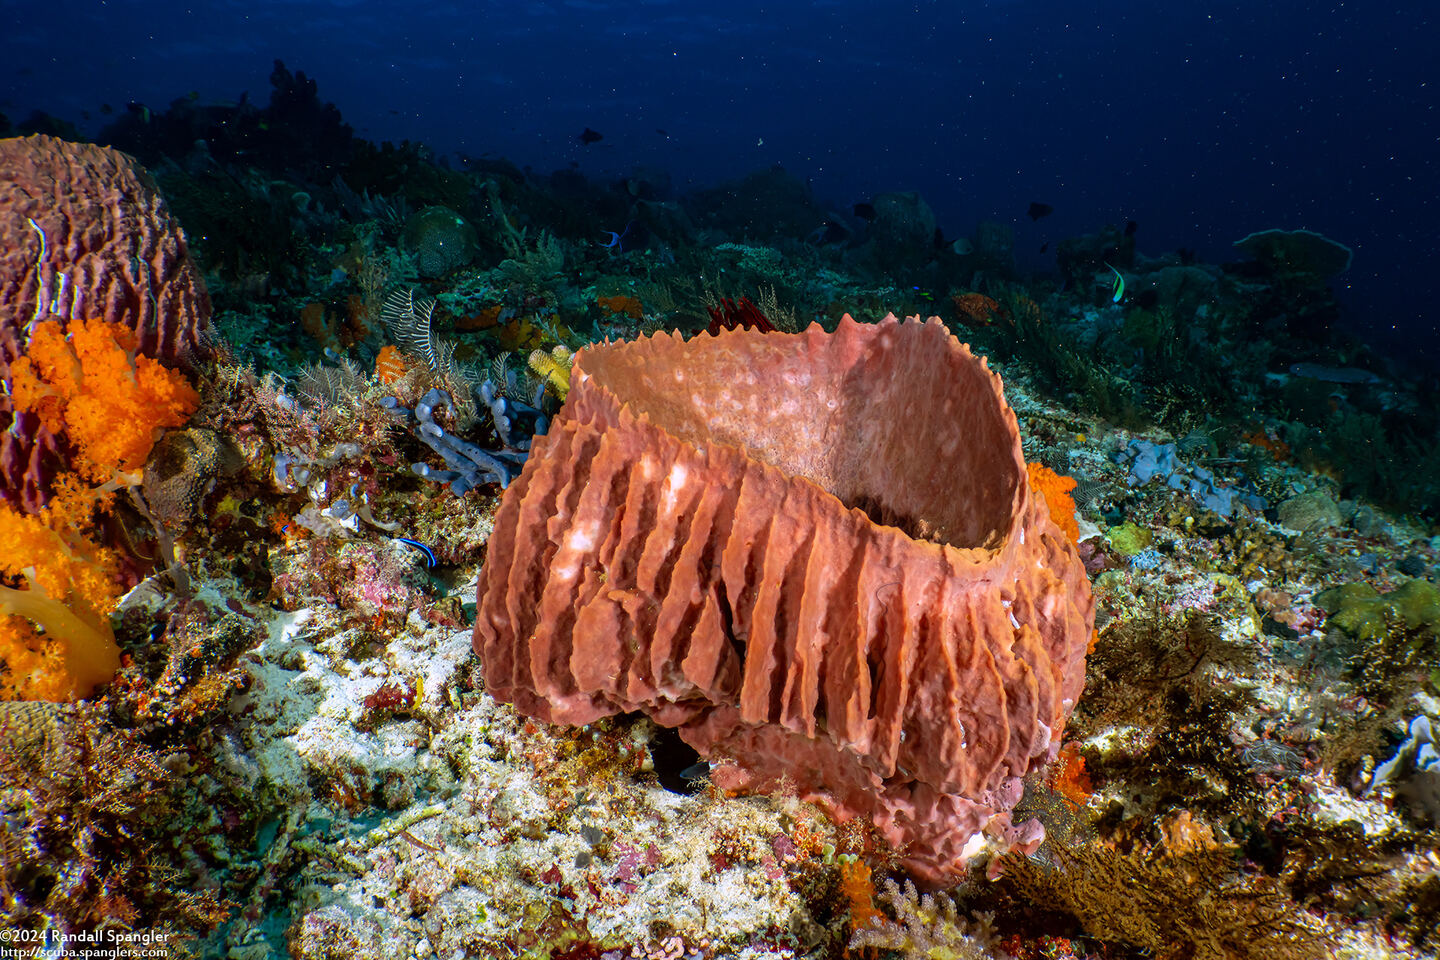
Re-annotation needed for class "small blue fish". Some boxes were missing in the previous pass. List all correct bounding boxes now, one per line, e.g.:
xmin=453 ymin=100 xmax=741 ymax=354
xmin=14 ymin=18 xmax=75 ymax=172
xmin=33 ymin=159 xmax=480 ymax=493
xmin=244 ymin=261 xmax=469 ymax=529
xmin=395 ymin=537 xmax=437 ymax=568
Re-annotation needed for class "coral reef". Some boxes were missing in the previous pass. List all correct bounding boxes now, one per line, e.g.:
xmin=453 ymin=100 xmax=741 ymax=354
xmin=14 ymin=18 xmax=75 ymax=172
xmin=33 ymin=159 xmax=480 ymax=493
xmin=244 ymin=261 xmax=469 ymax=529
xmin=991 ymin=842 xmax=1336 ymax=960
xmin=141 ymin=426 xmax=245 ymax=529
xmin=0 ymin=484 xmax=122 ymax=700
xmin=1316 ymin=579 xmax=1440 ymax=642
xmin=856 ymin=191 xmax=940 ymax=278
xmin=0 ymin=703 xmax=231 ymax=939
xmin=0 ymin=316 xmax=200 ymax=700
xmin=1026 ymin=461 xmax=1080 ymax=546
xmin=848 ymin=877 xmax=1002 ymax=958
xmin=385 ymin=387 xmax=538 ymax=493
xmin=1118 ymin=438 xmax=1266 ymax=518
xmin=11 ymin=317 xmax=201 ymax=485
xmin=475 ymin=315 xmax=1094 ymax=885
xmin=4 ymin=82 xmax=1440 ymax=959
xmin=704 ymin=295 xmax=776 ymax=335
xmin=528 ymin=343 xmax=574 ymax=400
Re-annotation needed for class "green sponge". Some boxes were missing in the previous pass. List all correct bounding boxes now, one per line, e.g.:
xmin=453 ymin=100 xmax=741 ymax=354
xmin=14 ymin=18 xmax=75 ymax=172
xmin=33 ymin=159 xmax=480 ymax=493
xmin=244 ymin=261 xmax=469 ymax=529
xmin=1106 ymin=521 xmax=1153 ymax=558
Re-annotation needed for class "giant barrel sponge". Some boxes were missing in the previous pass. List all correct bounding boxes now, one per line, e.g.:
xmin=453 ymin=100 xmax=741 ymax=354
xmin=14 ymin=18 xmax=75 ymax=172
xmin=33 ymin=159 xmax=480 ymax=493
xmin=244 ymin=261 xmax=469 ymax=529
xmin=474 ymin=314 xmax=1094 ymax=885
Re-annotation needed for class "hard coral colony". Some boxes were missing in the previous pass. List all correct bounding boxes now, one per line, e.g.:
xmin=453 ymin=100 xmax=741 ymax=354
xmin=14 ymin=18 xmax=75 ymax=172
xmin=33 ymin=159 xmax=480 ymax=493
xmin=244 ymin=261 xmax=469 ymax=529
xmin=475 ymin=314 xmax=1094 ymax=885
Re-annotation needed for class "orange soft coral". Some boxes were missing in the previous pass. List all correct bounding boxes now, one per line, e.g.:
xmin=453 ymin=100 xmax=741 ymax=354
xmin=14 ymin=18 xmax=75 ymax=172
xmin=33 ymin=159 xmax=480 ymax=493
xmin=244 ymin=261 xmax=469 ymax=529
xmin=1028 ymin=461 xmax=1080 ymax=546
xmin=1050 ymin=741 xmax=1094 ymax=808
xmin=0 ymin=479 xmax=124 ymax=700
xmin=373 ymin=344 xmax=412 ymax=385
xmin=10 ymin=317 xmax=200 ymax=484
xmin=950 ymin=292 xmax=1000 ymax=326
xmin=2 ymin=317 xmax=196 ymax=700
xmin=838 ymin=859 xmax=882 ymax=936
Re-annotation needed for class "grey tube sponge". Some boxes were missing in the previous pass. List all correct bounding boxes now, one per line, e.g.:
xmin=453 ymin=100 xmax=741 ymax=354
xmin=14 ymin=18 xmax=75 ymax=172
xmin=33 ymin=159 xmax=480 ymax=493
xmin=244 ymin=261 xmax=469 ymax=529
xmin=385 ymin=387 xmax=543 ymax=495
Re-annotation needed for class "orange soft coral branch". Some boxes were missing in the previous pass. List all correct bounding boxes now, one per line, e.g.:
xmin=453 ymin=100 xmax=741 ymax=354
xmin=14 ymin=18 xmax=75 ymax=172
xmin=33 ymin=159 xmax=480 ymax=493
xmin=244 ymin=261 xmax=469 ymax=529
xmin=0 ymin=583 xmax=119 ymax=701
xmin=0 ymin=485 xmax=121 ymax=613
xmin=1027 ymin=461 xmax=1080 ymax=546
xmin=1050 ymin=741 xmax=1094 ymax=808
xmin=837 ymin=859 xmax=882 ymax=936
xmin=0 ymin=493 xmax=123 ymax=701
xmin=0 ymin=316 xmax=196 ymax=700
xmin=10 ymin=317 xmax=200 ymax=483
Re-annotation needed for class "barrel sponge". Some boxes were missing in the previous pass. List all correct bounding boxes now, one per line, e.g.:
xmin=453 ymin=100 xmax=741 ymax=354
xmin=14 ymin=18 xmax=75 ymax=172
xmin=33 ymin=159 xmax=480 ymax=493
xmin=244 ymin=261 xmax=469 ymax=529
xmin=473 ymin=314 xmax=1094 ymax=885
xmin=0 ymin=134 xmax=213 ymax=513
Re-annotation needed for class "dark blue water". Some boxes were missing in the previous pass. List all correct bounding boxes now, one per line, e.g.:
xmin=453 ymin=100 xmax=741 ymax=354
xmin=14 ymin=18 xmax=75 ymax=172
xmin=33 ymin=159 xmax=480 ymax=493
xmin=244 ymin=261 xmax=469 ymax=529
xmin=6 ymin=0 xmax=1437 ymax=369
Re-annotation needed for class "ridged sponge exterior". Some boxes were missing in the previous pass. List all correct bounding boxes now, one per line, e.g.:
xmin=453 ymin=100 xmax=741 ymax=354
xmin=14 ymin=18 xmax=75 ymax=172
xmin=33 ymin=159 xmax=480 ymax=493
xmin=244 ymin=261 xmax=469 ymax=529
xmin=475 ymin=314 xmax=1094 ymax=884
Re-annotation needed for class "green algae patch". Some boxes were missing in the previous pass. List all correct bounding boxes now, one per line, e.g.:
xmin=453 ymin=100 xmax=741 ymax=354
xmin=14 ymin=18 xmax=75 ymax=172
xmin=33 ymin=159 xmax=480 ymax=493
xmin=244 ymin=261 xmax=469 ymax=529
xmin=1317 ymin=579 xmax=1440 ymax=641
